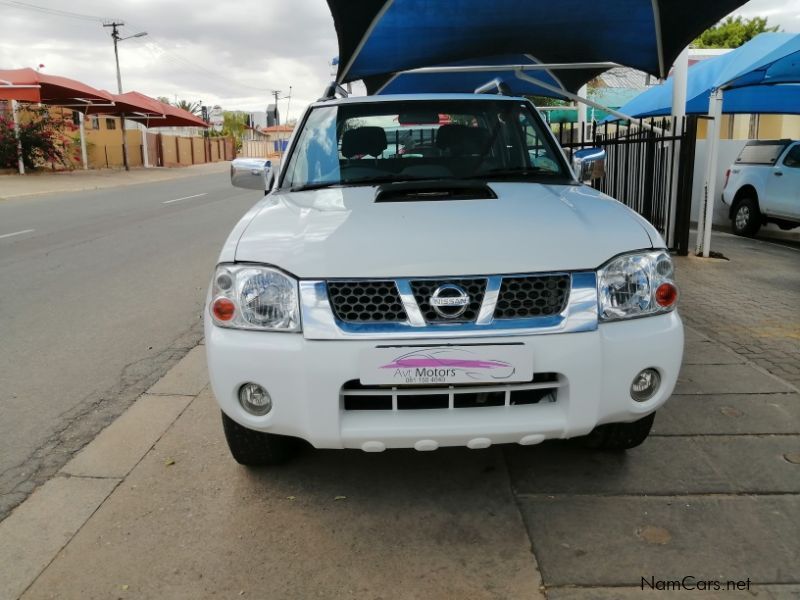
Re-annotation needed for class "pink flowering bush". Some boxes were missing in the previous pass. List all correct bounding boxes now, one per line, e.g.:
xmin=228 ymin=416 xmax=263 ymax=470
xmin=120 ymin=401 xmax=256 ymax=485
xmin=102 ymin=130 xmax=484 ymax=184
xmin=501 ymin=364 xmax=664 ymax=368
xmin=0 ymin=106 xmax=75 ymax=170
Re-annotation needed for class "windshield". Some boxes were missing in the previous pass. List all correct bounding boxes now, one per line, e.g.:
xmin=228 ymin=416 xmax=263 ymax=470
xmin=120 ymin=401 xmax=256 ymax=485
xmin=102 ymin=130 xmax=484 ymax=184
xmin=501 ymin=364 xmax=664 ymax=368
xmin=282 ymin=99 xmax=569 ymax=190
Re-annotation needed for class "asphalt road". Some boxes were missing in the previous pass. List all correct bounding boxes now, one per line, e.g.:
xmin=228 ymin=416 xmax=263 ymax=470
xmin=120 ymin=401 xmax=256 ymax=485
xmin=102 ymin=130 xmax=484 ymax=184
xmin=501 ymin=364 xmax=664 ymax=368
xmin=0 ymin=170 xmax=263 ymax=518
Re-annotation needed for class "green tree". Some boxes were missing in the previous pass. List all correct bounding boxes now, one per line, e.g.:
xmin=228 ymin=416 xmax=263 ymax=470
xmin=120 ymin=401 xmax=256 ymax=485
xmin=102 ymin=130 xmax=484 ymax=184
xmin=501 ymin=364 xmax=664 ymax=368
xmin=526 ymin=95 xmax=568 ymax=108
xmin=222 ymin=111 xmax=248 ymax=150
xmin=156 ymin=96 xmax=171 ymax=105
xmin=175 ymin=99 xmax=202 ymax=116
xmin=694 ymin=16 xmax=779 ymax=49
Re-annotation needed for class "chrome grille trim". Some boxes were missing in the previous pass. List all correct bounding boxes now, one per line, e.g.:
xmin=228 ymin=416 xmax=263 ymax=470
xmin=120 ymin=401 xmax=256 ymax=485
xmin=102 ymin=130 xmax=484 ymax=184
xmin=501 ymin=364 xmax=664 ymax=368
xmin=300 ymin=272 xmax=599 ymax=340
xmin=395 ymin=279 xmax=427 ymax=327
xmin=476 ymin=276 xmax=503 ymax=325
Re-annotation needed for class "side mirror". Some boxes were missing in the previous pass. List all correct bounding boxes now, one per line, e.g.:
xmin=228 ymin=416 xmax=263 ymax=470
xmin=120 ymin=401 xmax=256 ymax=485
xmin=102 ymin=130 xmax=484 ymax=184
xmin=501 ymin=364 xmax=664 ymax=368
xmin=231 ymin=158 xmax=273 ymax=191
xmin=572 ymin=147 xmax=606 ymax=183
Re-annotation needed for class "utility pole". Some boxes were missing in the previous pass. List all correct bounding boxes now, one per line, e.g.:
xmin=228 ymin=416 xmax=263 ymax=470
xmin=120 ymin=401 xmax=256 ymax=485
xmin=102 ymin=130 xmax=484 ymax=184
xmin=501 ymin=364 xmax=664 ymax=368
xmin=271 ymin=90 xmax=281 ymax=126
xmin=285 ymin=86 xmax=293 ymax=128
xmin=103 ymin=21 xmax=147 ymax=171
xmin=272 ymin=89 xmax=291 ymax=159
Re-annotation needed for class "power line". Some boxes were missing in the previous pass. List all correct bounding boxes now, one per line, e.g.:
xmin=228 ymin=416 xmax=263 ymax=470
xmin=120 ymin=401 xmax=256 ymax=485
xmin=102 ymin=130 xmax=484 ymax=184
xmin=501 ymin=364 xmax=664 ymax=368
xmin=2 ymin=1 xmax=277 ymax=95
xmin=127 ymin=33 xmax=274 ymax=93
xmin=0 ymin=0 xmax=114 ymax=22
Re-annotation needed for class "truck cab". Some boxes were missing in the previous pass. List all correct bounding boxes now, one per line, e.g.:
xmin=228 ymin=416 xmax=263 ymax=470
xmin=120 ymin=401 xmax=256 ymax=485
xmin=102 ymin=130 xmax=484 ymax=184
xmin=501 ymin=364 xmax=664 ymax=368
xmin=206 ymin=92 xmax=683 ymax=466
xmin=722 ymin=140 xmax=800 ymax=236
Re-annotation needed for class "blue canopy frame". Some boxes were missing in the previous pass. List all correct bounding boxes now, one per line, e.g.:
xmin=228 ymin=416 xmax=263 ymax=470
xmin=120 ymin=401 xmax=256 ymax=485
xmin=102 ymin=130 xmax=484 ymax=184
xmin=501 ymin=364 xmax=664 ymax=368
xmin=617 ymin=33 xmax=800 ymax=117
xmin=375 ymin=54 xmax=613 ymax=98
xmin=326 ymin=0 xmax=749 ymax=93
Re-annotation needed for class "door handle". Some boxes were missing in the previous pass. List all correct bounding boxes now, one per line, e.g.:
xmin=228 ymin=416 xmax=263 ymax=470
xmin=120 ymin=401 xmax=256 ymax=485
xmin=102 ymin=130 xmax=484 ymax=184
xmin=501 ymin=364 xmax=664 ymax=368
xmin=774 ymin=171 xmax=783 ymax=177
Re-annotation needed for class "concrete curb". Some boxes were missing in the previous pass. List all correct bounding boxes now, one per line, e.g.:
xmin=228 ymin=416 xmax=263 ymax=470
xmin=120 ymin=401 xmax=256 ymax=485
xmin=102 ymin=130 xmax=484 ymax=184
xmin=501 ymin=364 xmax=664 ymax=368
xmin=0 ymin=345 xmax=209 ymax=600
xmin=0 ymin=162 xmax=230 ymax=202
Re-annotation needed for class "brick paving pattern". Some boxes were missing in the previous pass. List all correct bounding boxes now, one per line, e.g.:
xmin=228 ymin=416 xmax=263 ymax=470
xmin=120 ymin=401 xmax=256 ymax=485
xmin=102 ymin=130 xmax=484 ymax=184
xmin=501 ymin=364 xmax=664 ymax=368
xmin=675 ymin=233 xmax=800 ymax=387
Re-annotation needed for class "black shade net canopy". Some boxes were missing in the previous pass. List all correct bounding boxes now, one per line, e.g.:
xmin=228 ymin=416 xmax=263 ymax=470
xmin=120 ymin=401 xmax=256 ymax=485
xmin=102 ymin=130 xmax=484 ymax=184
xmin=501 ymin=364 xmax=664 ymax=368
xmin=326 ymin=0 xmax=750 ymax=96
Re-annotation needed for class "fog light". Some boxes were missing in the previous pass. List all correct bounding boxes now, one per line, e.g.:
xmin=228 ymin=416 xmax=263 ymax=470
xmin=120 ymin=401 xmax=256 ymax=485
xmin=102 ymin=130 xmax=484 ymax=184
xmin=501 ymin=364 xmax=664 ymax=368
xmin=238 ymin=383 xmax=272 ymax=415
xmin=630 ymin=369 xmax=660 ymax=402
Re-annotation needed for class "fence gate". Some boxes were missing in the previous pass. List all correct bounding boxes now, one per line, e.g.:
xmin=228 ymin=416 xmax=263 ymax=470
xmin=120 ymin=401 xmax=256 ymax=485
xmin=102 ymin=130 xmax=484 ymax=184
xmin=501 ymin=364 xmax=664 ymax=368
xmin=556 ymin=116 xmax=697 ymax=255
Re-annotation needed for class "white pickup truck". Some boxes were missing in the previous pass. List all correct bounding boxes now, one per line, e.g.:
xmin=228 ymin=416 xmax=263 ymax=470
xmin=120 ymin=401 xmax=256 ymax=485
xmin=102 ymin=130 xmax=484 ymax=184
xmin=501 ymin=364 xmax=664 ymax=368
xmin=722 ymin=140 xmax=800 ymax=237
xmin=207 ymin=91 xmax=683 ymax=466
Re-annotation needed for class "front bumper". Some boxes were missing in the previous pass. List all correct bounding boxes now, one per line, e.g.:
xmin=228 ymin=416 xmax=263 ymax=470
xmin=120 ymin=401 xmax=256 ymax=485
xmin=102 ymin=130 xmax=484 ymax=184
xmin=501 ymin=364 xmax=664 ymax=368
xmin=205 ymin=311 xmax=684 ymax=450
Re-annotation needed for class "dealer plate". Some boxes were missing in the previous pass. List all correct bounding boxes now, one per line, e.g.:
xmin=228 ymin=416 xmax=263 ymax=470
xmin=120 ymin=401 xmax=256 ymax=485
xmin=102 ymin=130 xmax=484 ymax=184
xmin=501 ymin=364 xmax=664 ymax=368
xmin=360 ymin=345 xmax=533 ymax=386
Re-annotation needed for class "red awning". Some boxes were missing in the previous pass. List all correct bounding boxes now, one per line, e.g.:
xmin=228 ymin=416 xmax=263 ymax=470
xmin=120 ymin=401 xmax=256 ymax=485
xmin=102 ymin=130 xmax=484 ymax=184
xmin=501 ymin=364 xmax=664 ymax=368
xmin=88 ymin=91 xmax=208 ymax=128
xmin=86 ymin=90 xmax=165 ymax=119
xmin=0 ymin=68 xmax=113 ymax=106
xmin=146 ymin=99 xmax=208 ymax=128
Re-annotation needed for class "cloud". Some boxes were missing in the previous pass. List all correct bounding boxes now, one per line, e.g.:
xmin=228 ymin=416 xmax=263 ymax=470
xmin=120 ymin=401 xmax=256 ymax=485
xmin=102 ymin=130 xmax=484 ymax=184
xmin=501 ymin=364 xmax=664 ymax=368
xmin=0 ymin=0 xmax=341 ymax=118
xmin=731 ymin=0 xmax=800 ymax=27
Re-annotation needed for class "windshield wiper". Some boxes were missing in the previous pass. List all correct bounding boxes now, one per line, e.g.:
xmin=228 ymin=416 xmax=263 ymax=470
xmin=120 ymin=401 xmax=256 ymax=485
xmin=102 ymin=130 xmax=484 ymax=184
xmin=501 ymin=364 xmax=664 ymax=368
xmin=345 ymin=175 xmax=456 ymax=186
xmin=289 ymin=181 xmax=342 ymax=192
xmin=290 ymin=175 xmax=454 ymax=192
xmin=471 ymin=168 xmax=554 ymax=180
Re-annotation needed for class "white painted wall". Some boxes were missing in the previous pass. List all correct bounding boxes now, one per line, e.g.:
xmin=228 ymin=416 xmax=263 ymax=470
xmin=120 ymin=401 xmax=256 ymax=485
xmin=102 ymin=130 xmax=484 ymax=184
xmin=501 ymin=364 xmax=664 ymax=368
xmin=690 ymin=139 xmax=747 ymax=225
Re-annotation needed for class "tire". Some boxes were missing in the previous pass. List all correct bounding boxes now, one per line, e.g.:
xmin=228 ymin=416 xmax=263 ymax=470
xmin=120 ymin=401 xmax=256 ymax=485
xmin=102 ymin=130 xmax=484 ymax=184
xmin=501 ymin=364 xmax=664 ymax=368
xmin=221 ymin=412 xmax=301 ymax=466
xmin=731 ymin=197 xmax=761 ymax=237
xmin=580 ymin=412 xmax=656 ymax=451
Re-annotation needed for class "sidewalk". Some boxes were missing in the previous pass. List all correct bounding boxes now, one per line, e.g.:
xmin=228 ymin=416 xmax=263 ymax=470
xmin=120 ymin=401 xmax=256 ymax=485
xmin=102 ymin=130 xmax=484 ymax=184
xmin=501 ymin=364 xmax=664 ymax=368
xmin=1 ymin=233 xmax=798 ymax=599
xmin=0 ymin=162 xmax=230 ymax=201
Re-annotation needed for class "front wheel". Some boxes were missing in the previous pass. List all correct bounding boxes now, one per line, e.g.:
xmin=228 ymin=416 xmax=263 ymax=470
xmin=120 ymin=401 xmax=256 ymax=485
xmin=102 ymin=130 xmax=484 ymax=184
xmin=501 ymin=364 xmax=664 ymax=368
xmin=221 ymin=412 xmax=302 ymax=466
xmin=580 ymin=412 xmax=656 ymax=451
xmin=732 ymin=197 xmax=761 ymax=237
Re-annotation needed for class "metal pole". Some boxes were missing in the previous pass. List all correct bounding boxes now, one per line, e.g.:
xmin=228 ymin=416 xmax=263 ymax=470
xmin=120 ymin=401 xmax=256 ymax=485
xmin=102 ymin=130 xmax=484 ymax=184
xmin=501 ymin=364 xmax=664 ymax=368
xmin=514 ymin=70 xmax=664 ymax=133
xmin=667 ymin=46 xmax=689 ymax=246
xmin=697 ymin=88 xmax=724 ymax=258
xmin=105 ymin=22 xmax=130 ymax=170
xmin=79 ymin=111 xmax=88 ymax=170
xmin=577 ymin=84 xmax=587 ymax=138
xmin=140 ymin=123 xmax=149 ymax=167
xmin=11 ymin=99 xmax=25 ymax=174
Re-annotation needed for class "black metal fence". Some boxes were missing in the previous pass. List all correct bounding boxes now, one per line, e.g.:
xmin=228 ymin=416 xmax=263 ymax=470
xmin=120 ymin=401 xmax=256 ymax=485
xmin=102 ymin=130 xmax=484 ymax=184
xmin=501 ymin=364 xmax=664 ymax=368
xmin=555 ymin=116 xmax=697 ymax=255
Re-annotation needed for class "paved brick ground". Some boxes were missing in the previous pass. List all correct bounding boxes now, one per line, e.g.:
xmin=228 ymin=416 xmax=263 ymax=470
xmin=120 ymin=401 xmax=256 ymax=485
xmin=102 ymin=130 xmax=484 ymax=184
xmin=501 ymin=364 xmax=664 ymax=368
xmin=676 ymin=232 xmax=800 ymax=387
xmin=5 ymin=230 xmax=799 ymax=599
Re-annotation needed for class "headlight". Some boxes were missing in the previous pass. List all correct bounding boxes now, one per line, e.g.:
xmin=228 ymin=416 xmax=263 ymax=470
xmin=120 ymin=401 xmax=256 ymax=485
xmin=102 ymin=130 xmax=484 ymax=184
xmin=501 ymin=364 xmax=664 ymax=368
xmin=597 ymin=250 xmax=678 ymax=321
xmin=209 ymin=264 xmax=301 ymax=331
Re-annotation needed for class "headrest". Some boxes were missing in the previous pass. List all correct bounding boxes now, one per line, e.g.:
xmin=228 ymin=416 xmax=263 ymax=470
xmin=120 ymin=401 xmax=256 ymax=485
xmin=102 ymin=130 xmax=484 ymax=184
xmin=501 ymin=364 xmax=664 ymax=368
xmin=435 ymin=124 xmax=491 ymax=155
xmin=341 ymin=127 xmax=388 ymax=158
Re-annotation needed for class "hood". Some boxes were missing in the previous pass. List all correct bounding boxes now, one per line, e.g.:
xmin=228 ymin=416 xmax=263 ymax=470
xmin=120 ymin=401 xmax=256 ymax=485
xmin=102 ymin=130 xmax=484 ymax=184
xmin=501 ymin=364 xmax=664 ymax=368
xmin=234 ymin=182 xmax=654 ymax=278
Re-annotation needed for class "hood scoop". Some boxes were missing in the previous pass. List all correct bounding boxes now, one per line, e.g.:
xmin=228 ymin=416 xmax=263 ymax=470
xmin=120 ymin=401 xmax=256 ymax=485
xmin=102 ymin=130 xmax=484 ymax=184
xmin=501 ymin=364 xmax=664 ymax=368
xmin=374 ymin=180 xmax=497 ymax=203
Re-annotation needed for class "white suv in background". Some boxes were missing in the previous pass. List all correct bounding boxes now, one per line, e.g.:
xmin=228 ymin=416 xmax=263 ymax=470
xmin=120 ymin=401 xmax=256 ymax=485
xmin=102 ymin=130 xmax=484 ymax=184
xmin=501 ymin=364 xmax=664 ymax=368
xmin=722 ymin=140 xmax=800 ymax=237
xmin=206 ymin=92 xmax=683 ymax=466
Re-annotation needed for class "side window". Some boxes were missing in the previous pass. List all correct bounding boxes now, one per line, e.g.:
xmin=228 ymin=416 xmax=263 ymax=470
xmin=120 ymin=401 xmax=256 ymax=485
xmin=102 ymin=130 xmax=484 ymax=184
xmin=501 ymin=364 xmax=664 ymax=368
xmin=783 ymin=145 xmax=800 ymax=168
xmin=518 ymin=111 xmax=559 ymax=173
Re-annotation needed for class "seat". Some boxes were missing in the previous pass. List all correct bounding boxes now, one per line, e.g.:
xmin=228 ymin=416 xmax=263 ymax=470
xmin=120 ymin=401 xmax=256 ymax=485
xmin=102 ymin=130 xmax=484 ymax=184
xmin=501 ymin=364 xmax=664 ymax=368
xmin=341 ymin=127 xmax=388 ymax=158
xmin=435 ymin=124 xmax=491 ymax=157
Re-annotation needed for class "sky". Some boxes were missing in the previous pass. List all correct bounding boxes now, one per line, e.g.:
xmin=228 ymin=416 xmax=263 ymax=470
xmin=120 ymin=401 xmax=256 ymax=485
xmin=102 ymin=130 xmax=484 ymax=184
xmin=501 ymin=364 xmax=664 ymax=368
xmin=1 ymin=0 xmax=798 ymax=121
